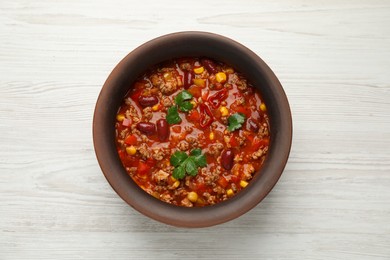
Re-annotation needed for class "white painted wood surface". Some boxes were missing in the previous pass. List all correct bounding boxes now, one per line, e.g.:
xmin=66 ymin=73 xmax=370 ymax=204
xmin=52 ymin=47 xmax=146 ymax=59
xmin=1 ymin=0 xmax=389 ymax=259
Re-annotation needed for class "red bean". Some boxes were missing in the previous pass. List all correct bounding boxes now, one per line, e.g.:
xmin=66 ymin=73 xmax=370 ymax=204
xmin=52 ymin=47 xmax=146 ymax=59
xmin=156 ymin=119 xmax=169 ymax=141
xmin=247 ymin=118 xmax=259 ymax=132
xmin=221 ymin=149 xmax=234 ymax=170
xmin=200 ymin=58 xmax=218 ymax=74
xmin=183 ymin=71 xmax=194 ymax=89
xmin=139 ymin=95 xmax=158 ymax=107
xmin=136 ymin=122 xmax=156 ymax=135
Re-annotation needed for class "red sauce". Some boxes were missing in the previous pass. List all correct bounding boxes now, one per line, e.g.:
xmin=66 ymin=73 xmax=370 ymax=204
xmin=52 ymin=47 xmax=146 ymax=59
xmin=115 ymin=58 xmax=270 ymax=207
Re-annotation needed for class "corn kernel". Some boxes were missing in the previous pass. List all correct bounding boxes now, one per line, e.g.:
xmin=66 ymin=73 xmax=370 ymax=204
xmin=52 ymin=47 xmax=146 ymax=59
xmin=209 ymin=132 xmax=215 ymax=140
xmin=193 ymin=66 xmax=204 ymax=74
xmin=126 ymin=146 xmax=137 ymax=155
xmin=172 ymin=180 xmax=180 ymax=189
xmin=260 ymin=103 xmax=267 ymax=112
xmin=226 ymin=189 xmax=234 ymax=197
xmin=240 ymin=180 xmax=248 ymax=188
xmin=219 ymin=106 xmax=229 ymax=117
xmin=116 ymin=114 xmax=125 ymax=122
xmin=215 ymin=72 xmax=227 ymax=83
xmin=187 ymin=191 xmax=198 ymax=202
xmin=152 ymin=104 xmax=160 ymax=111
xmin=190 ymin=100 xmax=197 ymax=108
xmin=171 ymin=176 xmax=177 ymax=182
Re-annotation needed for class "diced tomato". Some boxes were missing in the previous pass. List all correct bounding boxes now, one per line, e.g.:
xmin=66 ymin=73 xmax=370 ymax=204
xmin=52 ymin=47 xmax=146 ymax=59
xmin=124 ymin=134 xmax=138 ymax=145
xmin=187 ymin=85 xmax=202 ymax=98
xmin=229 ymin=135 xmax=239 ymax=147
xmin=187 ymin=110 xmax=200 ymax=123
xmin=130 ymin=88 xmax=143 ymax=102
xmin=230 ymin=175 xmax=239 ymax=183
xmin=234 ymin=106 xmax=251 ymax=117
xmin=137 ymin=161 xmax=151 ymax=176
xmin=253 ymin=137 xmax=270 ymax=151
xmin=172 ymin=125 xmax=182 ymax=133
xmin=217 ymin=176 xmax=229 ymax=188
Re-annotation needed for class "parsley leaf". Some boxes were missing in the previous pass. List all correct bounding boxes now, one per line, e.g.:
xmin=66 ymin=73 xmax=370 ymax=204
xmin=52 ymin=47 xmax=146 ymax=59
xmin=174 ymin=90 xmax=193 ymax=113
xmin=185 ymin=157 xmax=198 ymax=176
xmin=170 ymin=151 xmax=188 ymax=167
xmin=190 ymin=148 xmax=202 ymax=156
xmin=170 ymin=149 xmax=207 ymax=179
xmin=179 ymin=101 xmax=193 ymax=112
xmin=173 ymin=166 xmax=186 ymax=179
xmin=227 ymin=113 xmax=246 ymax=132
xmin=190 ymin=148 xmax=207 ymax=167
xmin=174 ymin=90 xmax=193 ymax=105
xmin=166 ymin=106 xmax=182 ymax=125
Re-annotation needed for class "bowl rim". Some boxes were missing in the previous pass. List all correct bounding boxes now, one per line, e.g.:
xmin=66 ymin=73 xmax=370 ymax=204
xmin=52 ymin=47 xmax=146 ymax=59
xmin=93 ymin=31 xmax=292 ymax=227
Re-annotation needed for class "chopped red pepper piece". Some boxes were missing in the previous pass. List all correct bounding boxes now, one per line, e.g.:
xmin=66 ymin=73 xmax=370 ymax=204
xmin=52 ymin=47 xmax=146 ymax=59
xmin=208 ymin=89 xmax=228 ymax=109
xmin=199 ymin=103 xmax=213 ymax=127
xmin=137 ymin=161 xmax=151 ymax=176
xmin=124 ymin=134 xmax=138 ymax=145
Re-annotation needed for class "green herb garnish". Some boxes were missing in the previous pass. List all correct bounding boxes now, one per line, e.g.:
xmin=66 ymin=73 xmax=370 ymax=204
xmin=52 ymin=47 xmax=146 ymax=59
xmin=227 ymin=113 xmax=246 ymax=132
xmin=174 ymin=90 xmax=193 ymax=112
xmin=170 ymin=149 xmax=207 ymax=180
xmin=166 ymin=106 xmax=181 ymax=125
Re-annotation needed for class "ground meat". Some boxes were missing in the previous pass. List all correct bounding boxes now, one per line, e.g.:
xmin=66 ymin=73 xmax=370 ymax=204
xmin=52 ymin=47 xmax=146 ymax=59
xmin=160 ymin=78 xmax=178 ymax=94
xmin=138 ymin=143 xmax=151 ymax=160
xmin=185 ymin=136 xmax=199 ymax=148
xmin=151 ymin=74 xmax=163 ymax=87
xmin=258 ymin=123 xmax=269 ymax=138
xmin=208 ymin=142 xmax=224 ymax=156
xmin=203 ymin=192 xmax=216 ymax=205
xmin=120 ymin=128 xmax=129 ymax=139
xmin=161 ymin=96 xmax=173 ymax=107
xmin=126 ymin=167 xmax=137 ymax=177
xmin=181 ymin=197 xmax=193 ymax=207
xmin=178 ymin=140 xmax=190 ymax=151
xmin=160 ymin=193 xmax=173 ymax=203
xmin=251 ymin=146 xmax=268 ymax=160
xmin=179 ymin=62 xmax=191 ymax=71
xmin=237 ymin=135 xmax=246 ymax=146
xmin=153 ymin=170 xmax=170 ymax=185
xmin=242 ymin=164 xmax=255 ymax=181
xmin=213 ymin=185 xmax=225 ymax=195
xmin=204 ymin=166 xmax=222 ymax=185
xmin=184 ymin=126 xmax=193 ymax=134
xmin=236 ymin=96 xmax=245 ymax=105
xmin=152 ymin=148 xmax=165 ymax=161
xmin=234 ymin=153 xmax=243 ymax=163
xmin=142 ymin=107 xmax=153 ymax=121
xmin=236 ymin=80 xmax=248 ymax=91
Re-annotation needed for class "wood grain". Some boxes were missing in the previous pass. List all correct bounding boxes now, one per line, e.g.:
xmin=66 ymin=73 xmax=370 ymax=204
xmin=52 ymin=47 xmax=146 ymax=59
xmin=1 ymin=0 xmax=390 ymax=259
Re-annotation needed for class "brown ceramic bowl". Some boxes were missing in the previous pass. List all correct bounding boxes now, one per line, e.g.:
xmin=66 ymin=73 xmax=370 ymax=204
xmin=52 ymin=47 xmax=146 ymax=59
xmin=93 ymin=31 xmax=292 ymax=227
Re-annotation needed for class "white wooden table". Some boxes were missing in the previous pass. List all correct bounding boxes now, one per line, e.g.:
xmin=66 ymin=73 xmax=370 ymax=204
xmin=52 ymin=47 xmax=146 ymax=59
xmin=1 ymin=0 xmax=389 ymax=259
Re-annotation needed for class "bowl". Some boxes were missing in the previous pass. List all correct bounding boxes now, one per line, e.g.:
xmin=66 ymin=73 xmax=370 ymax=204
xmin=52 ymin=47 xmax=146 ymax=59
xmin=93 ymin=31 xmax=292 ymax=227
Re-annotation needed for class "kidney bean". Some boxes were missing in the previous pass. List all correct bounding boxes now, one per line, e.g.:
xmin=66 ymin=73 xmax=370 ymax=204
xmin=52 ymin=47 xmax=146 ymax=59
xmin=200 ymin=58 xmax=218 ymax=74
xmin=139 ymin=95 xmax=158 ymax=107
xmin=136 ymin=122 xmax=156 ymax=135
xmin=221 ymin=149 xmax=234 ymax=170
xmin=156 ymin=119 xmax=169 ymax=141
xmin=183 ymin=71 xmax=194 ymax=88
xmin=247 ymin=118 xmax=259 ymax=132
